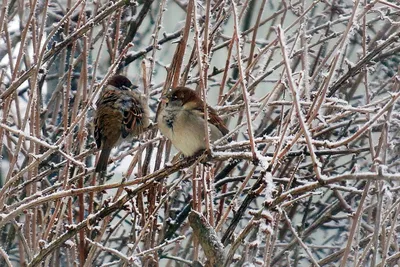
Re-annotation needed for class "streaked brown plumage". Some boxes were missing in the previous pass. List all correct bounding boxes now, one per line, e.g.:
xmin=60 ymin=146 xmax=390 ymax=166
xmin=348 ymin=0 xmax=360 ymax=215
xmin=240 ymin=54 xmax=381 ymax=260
xmin=94 ymin=75 xmax=149 ymax=173
xmin=157 ymin=87 xmax=228 ymax=156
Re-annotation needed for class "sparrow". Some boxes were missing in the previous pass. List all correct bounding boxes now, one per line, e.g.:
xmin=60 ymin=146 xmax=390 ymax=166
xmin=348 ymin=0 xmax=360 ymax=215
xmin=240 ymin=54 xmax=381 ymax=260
xmin=157 ymin=87 xmax=229 ymax=156
xmin=94 ymin=74 xmax=150 ymax=173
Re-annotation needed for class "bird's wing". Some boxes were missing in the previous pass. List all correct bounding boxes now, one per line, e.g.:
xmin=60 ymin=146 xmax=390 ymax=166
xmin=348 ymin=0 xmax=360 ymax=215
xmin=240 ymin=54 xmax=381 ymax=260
xmin=208 ymin=106 xmax=229 ymax=136
xmin=119 ymin=91 xmax=145 ymax=138
xmin=190 ymin=103 xmax=229 ymax=136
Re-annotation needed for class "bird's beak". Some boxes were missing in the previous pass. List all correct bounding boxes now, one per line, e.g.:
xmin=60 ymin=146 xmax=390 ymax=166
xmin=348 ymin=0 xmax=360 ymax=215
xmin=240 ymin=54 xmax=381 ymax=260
xmin=161 ymin=95 xmax=169 ymax=104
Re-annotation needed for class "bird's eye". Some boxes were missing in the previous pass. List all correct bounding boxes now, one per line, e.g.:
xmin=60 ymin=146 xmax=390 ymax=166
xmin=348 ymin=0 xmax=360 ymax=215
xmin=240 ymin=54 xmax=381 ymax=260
xmin=171 ymin=95 xmax=178 ymax=100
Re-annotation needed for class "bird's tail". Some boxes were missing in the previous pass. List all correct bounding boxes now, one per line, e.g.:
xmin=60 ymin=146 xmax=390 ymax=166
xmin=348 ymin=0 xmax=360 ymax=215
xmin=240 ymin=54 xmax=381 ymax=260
xmin=96 ymin=148 xmax=112 ymax=173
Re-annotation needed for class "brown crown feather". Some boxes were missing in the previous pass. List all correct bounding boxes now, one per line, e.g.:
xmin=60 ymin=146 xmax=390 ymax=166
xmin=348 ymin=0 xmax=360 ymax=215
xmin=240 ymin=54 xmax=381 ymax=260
xmin=107 ymin=75 xmax=133 ymax=89
xmin=168 ymin=87 xmax=229 ymax=136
